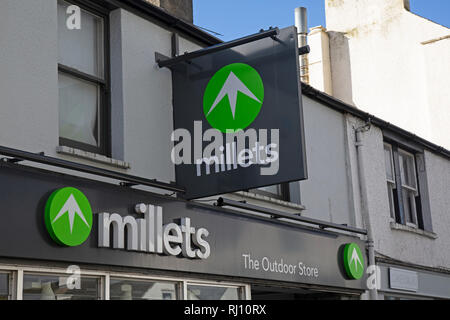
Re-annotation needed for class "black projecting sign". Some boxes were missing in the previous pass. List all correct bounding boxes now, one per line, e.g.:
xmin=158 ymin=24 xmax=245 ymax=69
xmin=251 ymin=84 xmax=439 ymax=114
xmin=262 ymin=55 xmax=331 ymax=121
xmin=170 ymin=27 xmax=307 ymax=199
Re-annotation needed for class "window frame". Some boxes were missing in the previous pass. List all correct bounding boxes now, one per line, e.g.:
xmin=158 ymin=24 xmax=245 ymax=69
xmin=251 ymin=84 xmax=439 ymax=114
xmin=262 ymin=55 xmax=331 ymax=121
xmin=0 ymin=271 xmax=12 ymax=300
xmin=0 ymin=264 xmax=251 ymax=300
xmin=249 ymin=183 xmax=291 ymax=201
xmin=383 ymin=140 xmax=429 ymax=230
xmin=185 ymin=281 xmax=246 ymax=300
xmin=384 ymin=143 xmax=397 ymax=220
xmin=108 ymin=276 xmax=181 ymax=300
xmin=21 ymin=271 xmax=103 ymax=300
xmin=398 ymin=148 xmax=419 ymax=227
xmin=57 ymin=0 xmax=111 ymax=156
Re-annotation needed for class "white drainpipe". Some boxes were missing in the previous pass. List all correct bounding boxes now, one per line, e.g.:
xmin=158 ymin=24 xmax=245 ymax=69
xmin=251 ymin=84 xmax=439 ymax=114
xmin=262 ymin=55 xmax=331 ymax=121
xmin=355 ymin=122 xmax=378 ymax=300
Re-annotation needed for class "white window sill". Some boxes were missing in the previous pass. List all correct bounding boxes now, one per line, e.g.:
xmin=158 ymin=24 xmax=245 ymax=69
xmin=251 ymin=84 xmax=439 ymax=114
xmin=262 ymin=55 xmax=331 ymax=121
xmin=235 ymin=191 xmax=306 ymax=211
xmin=56 ymin=146 xmax=131 ymax=170
xmin=389 ymin=221 xmax=437 ymax=239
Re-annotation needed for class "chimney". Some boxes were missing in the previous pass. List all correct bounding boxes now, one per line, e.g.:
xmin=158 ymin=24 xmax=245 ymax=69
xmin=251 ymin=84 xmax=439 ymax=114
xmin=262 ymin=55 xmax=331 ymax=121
xmin=325 ymin=0 xmax=410 ymax=33
xmin=295 ymin=7 xmax=310 ymax=84
xmin=143 ymin=0 xmax=193 ymax=23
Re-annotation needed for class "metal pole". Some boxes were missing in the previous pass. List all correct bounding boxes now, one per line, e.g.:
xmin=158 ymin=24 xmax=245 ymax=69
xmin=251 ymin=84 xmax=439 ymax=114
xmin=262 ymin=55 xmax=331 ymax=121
xmin=216 ymin=197 xmax=368 ymax=235
xmin=157 ymin=28 xmax=280 ymax=68
xmin=0 ymin=145 xmax=185 ymax=193
xmin=295 ymin=7 xmax=310 ymax=84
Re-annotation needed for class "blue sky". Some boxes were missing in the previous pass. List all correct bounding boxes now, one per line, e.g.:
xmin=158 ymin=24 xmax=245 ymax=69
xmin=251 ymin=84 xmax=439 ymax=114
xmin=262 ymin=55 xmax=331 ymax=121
xmin=193 ymin=0 xmax=450 ymax=41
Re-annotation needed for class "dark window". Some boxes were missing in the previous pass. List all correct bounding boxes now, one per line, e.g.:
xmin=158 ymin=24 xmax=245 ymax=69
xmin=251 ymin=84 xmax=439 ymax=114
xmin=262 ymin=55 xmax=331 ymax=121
xmin=57 ymin=0 xmax=110 ymax=155
xmin=383 ymin=142 xmax=432 ymax=231
xmin=250 ymin=183 xmax=291 ymax=202
xmin=0 ymin=273 xmax=11 ymax=300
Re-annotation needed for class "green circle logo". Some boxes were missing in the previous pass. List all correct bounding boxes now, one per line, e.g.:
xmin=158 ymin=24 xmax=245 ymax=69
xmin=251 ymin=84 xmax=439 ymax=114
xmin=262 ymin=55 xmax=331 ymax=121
xmin=343 ymin=243 xmax=365 ymax=280
xmin=44 ymin=187 xmax=93 ymax=247
xmin=203 ymin=63 xmax=264 ymax=132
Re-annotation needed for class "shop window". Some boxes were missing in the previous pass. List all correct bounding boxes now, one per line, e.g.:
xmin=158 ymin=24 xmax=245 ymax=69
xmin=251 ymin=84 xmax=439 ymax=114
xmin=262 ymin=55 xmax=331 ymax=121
xmin=383 ymin=141 xmax=432 ymax=231
xmin=22 ymin=273 xmax=101 ymax=300
xmin=187 ymin=284 xmax=244 ymax=300
xmin=0 ymin=272 xmax=11 ymax=300
xmin=109 ymin=278 xmax=178 ymax=300
xmin=57 ymin=0 xmax=110 ymax=155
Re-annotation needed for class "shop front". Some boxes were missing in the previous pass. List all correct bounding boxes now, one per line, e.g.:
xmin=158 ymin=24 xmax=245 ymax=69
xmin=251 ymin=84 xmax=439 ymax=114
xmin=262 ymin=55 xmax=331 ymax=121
xmin=0 ymin=159 xmax=367 ymax=300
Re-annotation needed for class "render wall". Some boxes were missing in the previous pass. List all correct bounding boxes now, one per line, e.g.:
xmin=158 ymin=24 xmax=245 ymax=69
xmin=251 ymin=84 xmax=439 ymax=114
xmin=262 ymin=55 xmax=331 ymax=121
xmin=348 ymin=115 xmax=450 ymax=269
xmin=0 ymin=2 xmax=201 ymax=185
xmin=318 ymin=0 xmax=450 ymax=150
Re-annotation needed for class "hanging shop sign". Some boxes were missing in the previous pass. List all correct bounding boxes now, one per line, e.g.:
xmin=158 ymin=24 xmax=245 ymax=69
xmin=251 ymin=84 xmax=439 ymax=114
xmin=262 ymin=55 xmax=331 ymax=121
xmin=169 ymin=27 xmax=308 ymax=199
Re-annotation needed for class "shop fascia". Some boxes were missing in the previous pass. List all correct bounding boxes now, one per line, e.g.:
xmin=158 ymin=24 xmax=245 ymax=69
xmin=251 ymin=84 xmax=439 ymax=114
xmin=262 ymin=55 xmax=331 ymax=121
xmin=98 ymin=203 xmax=211 ymax=260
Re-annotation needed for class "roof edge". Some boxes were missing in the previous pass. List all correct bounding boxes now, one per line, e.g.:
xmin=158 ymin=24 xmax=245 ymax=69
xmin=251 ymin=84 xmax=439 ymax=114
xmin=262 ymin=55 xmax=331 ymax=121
xmin=301 ymin=83 xmax=450 ymax=160
xmin=106 ymin=0 xmax=222 ymax=46
xmin=99 ymin=1 xmax=449 ymax=160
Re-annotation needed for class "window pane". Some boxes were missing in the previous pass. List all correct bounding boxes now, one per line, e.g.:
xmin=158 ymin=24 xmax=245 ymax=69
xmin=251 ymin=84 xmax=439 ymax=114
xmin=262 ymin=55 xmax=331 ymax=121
xmin=387 ymin=183 xmax=395 ymax=219
xmin=258 ymin=185 xmax=281 ymax=196
xmin=58 ymin=0 xmax=104 ymax=78
xmin=59 ymin=73 xmax=100 ymax=146
xmin=384 ymin=145 xmax=394 ymax=181
xmin=23 ymin=273 xmax=100 ymax=300
xmin=187 ymin=285 xmax=242 ymax=300
xmin=403 ymin=189 xmax=416 ymax=224
xmin=399 ymin=152 xmax=417 ymax=189
xmin=0 ymin=273 xmax=9 ymax=300
xmin=110 ymin=278 xmax=178 ymax=300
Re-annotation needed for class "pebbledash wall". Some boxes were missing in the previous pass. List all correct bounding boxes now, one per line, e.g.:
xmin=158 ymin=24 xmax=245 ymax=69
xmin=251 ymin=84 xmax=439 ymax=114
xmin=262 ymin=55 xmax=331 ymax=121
xmin=0 ymin=0 xmax=449 ymax=300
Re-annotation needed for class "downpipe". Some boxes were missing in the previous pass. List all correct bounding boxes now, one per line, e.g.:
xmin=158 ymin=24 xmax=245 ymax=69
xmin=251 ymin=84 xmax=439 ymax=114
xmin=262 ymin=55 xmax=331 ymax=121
xmin=355 ymin=121 xmax=378 ymax=300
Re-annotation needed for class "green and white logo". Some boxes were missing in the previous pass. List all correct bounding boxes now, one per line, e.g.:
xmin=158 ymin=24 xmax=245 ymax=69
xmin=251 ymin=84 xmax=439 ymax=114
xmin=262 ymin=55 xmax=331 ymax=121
xmin=203 ymin=63 xmax=264 ymax=133
xmin=44 ymin=187 xmax=93 ymax=247
xmin=343 ymin=243 xmax=365 ymax=280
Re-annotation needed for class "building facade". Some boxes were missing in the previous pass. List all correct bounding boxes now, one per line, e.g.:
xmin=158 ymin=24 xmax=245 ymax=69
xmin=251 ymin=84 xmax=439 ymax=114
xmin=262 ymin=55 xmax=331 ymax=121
xmin=0 ymin=0 xmax=449 ymax=300
xmin=308 ymin=0 xmax=450 ymax=150
xmin=307 ymin=0 xmax=450 ymax=299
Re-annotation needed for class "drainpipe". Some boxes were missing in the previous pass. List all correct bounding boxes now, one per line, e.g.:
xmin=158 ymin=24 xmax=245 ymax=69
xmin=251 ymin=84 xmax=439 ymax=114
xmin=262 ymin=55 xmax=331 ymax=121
xmin=355 ymin=121 xmax=378 ymax=300
xmin=295 ymin=7 xmax=310 ymax=84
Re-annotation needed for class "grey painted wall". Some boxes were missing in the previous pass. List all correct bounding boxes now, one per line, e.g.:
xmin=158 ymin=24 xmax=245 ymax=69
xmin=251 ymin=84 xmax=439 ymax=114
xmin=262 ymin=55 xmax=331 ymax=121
xmin=0 ymin=0 xmax=59 ymax=154
xmin=300 ymin=97 xmax=355 ymax=226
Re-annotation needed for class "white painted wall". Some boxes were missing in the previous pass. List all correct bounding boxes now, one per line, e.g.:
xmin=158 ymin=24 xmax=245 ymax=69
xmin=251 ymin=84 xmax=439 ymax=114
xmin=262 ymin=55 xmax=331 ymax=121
xmin=309 ymin=0 xmax=450 ymax=150
xmin=299 ymin=97 xmax=356 ymax=226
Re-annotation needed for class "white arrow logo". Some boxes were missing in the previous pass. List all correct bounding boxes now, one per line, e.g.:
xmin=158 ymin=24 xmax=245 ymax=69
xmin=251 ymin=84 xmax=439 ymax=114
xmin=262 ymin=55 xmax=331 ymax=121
xmin=206 ymin=71 xmax=261 ymax=119
xmin=350 ymin=248 xmax=363 ymax=271
xmin=52 ymin=194 xmax=90 ymax=234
